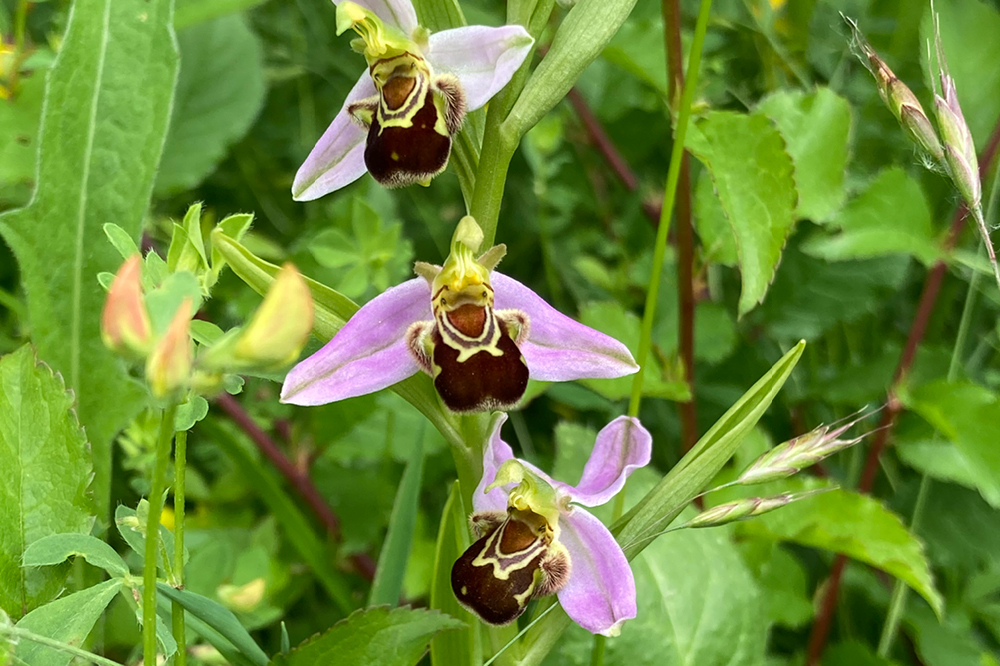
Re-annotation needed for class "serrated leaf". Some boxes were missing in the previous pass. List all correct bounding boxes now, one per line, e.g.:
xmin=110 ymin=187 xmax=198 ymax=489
xmin=741 ymin=479 xmax=943 ymax=616
xmin=271 ymin=606 xmax=464 ymax=666
xmin=801 ymin=168 xmax=940 ymax=265
xmin=429 ymin=483 xmax=478 ymax=666
xmin=903 ymin=380 xmax=1000 ymax=509
xmin=0 ymin=0 xmax=178 ymax=523
xmin=155 ymin=15 xmax=265 ymax=195
xmin=21 ymin=534 xmax=128 ymax=579
xmin=0 ymin=346 xmax=94 ymax=619
xmin=14 ymin=579 xmax=123 ymax=666
xmin=157 ymin=584 xmax=269 ymax=666
xmin=686 ymin=111 xmax=797 ymax=316
xmin=757 ymin=87 xmax=852 ymax=222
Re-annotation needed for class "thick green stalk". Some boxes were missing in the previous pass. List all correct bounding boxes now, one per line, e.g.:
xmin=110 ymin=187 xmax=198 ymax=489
xmin=171 ymin=427 xmax=188 ymax=666
xmin=143 ymin=405 xmax=177 ymax=666
xmin=877 ymin=160 xmax=1000 ymax=656
xmin=626 ymin=0 xmax=713 ymax=420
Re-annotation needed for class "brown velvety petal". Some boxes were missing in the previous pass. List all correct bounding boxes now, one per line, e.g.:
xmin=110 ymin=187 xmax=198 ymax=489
xmin=364 ymin=89 xmax=451 ymax=187
xmin=431 ymin=319 xmax=529 ymax=413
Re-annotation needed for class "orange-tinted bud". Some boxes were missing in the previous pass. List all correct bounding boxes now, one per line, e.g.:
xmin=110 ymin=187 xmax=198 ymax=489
xmin=102 ymin=255 xmax=152 ymax=356
xmin=145 ymin=298 xmax=193 ymax=398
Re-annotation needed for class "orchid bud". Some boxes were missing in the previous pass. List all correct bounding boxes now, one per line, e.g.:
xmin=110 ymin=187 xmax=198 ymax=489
xmin=233 ymin=263 xmax=314 ymax=369
xmin=102 ymin=255 xmax=153 ymax=356
xmin=146 ymin=298 xmax=193 ymax=398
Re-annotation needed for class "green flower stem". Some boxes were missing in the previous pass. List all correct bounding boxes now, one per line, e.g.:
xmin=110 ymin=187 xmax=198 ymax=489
xmin=472 ymin=0 xmax=554 ymax=247
xmin=0 ymin=624 xmax=125 ymax=666
xmin=171 ymin=427 xmax=188 ymax=666
xmin=626 ymin=0 xmax=713 ymax=421
xmin=143 ymin=404 xmax=177 ymax=666
xmin=877 ymin=159 xmax=1000 ymax=656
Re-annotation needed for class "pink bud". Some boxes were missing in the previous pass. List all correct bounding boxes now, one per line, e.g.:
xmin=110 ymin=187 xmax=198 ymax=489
xmin=101 ymin=255 xmax=152 ymax=356
xmin=145 ymin=298 xmax=193 ymax=398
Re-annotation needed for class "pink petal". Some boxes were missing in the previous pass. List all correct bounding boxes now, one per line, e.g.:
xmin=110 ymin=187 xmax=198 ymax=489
xmin=332 ymin=0 xmax=418 ymax=35
xmin=557 ymin=507 xmax=637 ymax=636
xmin=473 ymin=413 xmax=514 ymax=513
xmin=491 ymin=273 xmax=639 ymax=381
xmin=280 ymin=277 xmax=431 ymax=405
xmin=561 ymin=417 xmax=652 ymax=507
xmin=292 ymin=72 xmax=374 ymax=201
xmin=426 ymin=25 xmax=534 ymax=111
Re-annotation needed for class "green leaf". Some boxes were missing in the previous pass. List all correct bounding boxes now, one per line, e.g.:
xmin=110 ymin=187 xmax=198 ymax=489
xmin=369 ymin=430 xmax=425 ymax=607
xmin=616 ymin=341 xmax=806 ymax=553
xmin=155 ymin=15 xmax=265 ymax=195
xmin=411 ymin=0 xmax=466 ymax=32
xmin=0 ymin=69 xmax=45 ymax=189
xmin=823 ymin=641 xmax=903 ymax=666
xmin=907 ymin=604 xmax=986 ymax=666
xmin=902 ymin=380 xmax=1000 ymax=509
xmin=742 ymin=479 xmax=943 ymax=616
xmin=21 ymin=534 xmax=128 ymax=579
xmin=757 ymin=87 xmax=852 ymax=222
xmin=921 ymin=0 xmax=1000 ymax=149
xmin=801 ymin=168 xmax=940 ymax=265
xmin=174 ymin=0 xmax=272 ymax=30
xmin=740 ymin=541 xmax=813 ymax=629
xmin=0 ymin=0 xmax=178 ymax=523
xmin=694 ymin=171 xmax=738 ymax=266
xmin=206 ymin=421 xmax=354 ymax=614
xmin=102 ymin=223 xmax=140 ymax=262
xmin=429 ymin=483 xmax=478 ymax=666
xmin=686 ymin=111 xmax=797 ymax=316
xmin=114 ymin=502 xmax=180 ymax=580
xmin=505 ymin=0 xmax=637 ymax=139
xmin=14 ymin=579 xmax=123 ymax=666
xmin=174 ymin=394 xmax=210 ymax=432
xmin=0 ymin=346 xmax=94 ymax=618
xmin=270 ymin=606 xmax=464 ymax=666
xmin=546 ymin=504 xmax=767 ymax=666
xmin=578 ymin=301 xmax=690 ymax=401
xmin=156 ymin=584 xmax=269 ymax=666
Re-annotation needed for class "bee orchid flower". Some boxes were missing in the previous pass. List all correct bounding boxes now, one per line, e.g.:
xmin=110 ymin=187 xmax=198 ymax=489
xmin=292 ymin=0 xmax=534 ymax=200
xmin=280 ymin=217 xmax=639 ymax=411
xmin=452 ymin=413 xmax=651 ymax=635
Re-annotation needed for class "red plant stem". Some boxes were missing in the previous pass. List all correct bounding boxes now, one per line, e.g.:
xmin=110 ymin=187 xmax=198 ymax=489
xmin=805 ymin=117 xmax=1000 ymax=666
xmin=663 ymin=0 xmax=698 ymax=453
xmin=215 ymin=393 xmax=377 ymax=580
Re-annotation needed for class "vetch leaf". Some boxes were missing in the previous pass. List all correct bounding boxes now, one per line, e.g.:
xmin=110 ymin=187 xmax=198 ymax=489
xmin=21 ymin=534 xmax=128 ymax=579
xmin=686 ymin=111 xmax=797 ymax=316
xmin=115 ymin=502 xmax=181 ymax=580
xmin=369 ymin=429 xmax=425 ymax=607
xmin=429 ymin=482 xmax=478 ymax=666
xmin=269 ymin=606 xmax=464 ymax=666
xmin=155 ymin=15 xmax=265 ymax=195
xmin=0 ymin=346 xmax=93 ymax=619
xmin=741 ymin=479 xmax=943 ymax=616
xmin=14 ymin=579 xmax=123 ymax=666
xmin=157 ymin=584 xmax=269 ymax=666
xmin=801 ymin=168 xmax=940 ymax=265
xmin=0 ymin=0 xmax=179 ymax=523
xmin=757 ymin=87 xmax=852 ymax=222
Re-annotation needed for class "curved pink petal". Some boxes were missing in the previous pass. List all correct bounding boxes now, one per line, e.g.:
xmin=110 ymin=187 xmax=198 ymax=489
xmin=491 ymin=273 xmax=639 ymax=381
xmin=557 ymin=507 xmax=636 ymax=636
xmin=292 ymin=72 xmax=374 ymax=201
xmin=332 ymin=0 xmax=418 ymax=35
xmin=473 ymin=413 xmax=514 ymax=513
xmin=280 ymin=277 xmax=431 ymax=405
xmin=561 ymin=417 xmax=652 ymax=507
xmin=426 ymin=25 xmax=534 ymax=111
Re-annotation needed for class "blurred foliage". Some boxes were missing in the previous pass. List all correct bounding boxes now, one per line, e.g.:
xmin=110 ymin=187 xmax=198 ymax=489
xmin=2 ymin=0 xmax=1000 ymax=665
